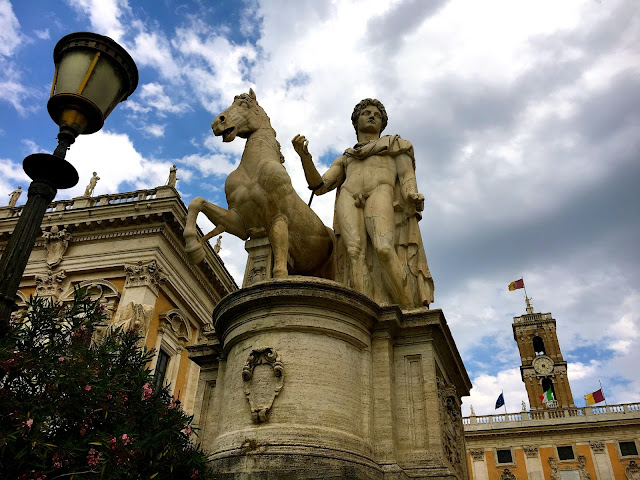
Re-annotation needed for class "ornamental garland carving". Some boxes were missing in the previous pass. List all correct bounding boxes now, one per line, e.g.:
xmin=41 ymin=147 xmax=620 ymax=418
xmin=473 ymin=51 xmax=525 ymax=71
xmin=499 ymin=468 xmax=516 ymax=480
xmin=523 ymin=446 xmax=538 ymax=458
xmin=549 ymin=457 xmax=560 ymax=480
xmin=437 ymin=377 xmax=464 ymax=476
xmin=242 ymin=347 xmax=284 ymax=423
xmin=124 ymin=260 xmax=167 ymax=295
xmin=590 ymin=441 xmax=606 ymax=453
xmin=578 ymin=454 xmax=591 ymax=480
xmin=470 ymin=449 xmax=485 ymax=461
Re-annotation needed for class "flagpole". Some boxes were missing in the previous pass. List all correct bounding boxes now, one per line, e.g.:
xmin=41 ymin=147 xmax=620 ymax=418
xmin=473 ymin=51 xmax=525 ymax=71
xmin=503 ymin=390 xmax=507 ymax=415
xmin=600 ymin=380 xmax=608 ymax=406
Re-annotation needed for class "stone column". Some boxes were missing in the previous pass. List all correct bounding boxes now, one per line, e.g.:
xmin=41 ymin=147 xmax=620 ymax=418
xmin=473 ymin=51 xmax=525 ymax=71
xmin=589 ymin=441 xmax=614 ymax=480
xmin=469 ymin=450 xmax=489 ymax=480
xmin=523 ymin=446 xmax=544 ymax=480
xmin=115 ymin=259 xmax=167 ymax=340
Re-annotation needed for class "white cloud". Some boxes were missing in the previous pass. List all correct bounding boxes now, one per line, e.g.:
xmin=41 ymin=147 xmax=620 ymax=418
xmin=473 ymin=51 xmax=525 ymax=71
xmin=33 ymin=28 xmax=50 ymax=40
xmin=143 ymin=123 xmax=166 ymax=138
xmin=128 ymin=21 xmax=182 ymax=82
xmin=127 ymin=82 xmax=190 ymax=117
xmin=63 ymin=130 xmax=171 ymax=198
xmin=0 ymin=0 xmax=22 ymax=56
xmin=65 ymin=0 xmax=129 ymax=41
xmin=463 ymin=368 xmax=527 ymax=416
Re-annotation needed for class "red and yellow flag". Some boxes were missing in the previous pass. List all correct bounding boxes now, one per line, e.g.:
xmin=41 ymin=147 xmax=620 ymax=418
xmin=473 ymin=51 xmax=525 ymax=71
xmin=508 ymin=279 xmax=524 ymax=291
xmin=584 ymin=388 xmax=605 ymax=406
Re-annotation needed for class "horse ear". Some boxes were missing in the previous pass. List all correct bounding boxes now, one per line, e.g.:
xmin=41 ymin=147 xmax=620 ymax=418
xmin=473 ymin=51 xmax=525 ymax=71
xmin=249 ymin=88 xmax=257 ymax=101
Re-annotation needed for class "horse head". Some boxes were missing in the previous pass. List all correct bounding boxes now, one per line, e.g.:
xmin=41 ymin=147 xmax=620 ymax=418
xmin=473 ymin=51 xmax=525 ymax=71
xmin=211 ymin=88 xmax=270 ymax=142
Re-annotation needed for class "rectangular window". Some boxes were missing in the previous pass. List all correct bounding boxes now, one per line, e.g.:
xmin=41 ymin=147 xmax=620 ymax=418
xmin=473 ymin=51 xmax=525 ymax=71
xmin=496 ymin=449 xmax=513 ymax=464
xmin=620 ymin=441 xmax=639 ymax=457
xmin=557 ymin=446 xmax=575 ymax=460
xmin=153 ymin=349 xmax=170 ymax=389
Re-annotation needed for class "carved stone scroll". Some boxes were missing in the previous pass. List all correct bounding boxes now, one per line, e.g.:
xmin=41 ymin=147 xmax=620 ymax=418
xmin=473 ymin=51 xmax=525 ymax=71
xmin=242 ymin=347 xmax=284 ymax=423
xmin=590 ymin=441 xmax=605 ymax=453
xmin=524 ymin=446 xmax=539 ymax=458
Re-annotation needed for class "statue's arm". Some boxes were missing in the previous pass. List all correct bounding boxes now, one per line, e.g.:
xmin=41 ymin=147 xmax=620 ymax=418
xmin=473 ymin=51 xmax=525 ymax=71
xmin=397 ymin=153 xmax=424 ymax=213
xmin=292 ymin=135 xmax=345 ymax=196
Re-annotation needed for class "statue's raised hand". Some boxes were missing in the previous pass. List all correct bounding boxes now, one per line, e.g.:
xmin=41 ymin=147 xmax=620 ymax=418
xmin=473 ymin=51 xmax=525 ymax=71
xmin=292 ymin=134 xmax=312 ymax=162
xmin=409 ymin=192 xmax=425 ymax=212
xmin=293 ymin=134 xmax=323 ymax=190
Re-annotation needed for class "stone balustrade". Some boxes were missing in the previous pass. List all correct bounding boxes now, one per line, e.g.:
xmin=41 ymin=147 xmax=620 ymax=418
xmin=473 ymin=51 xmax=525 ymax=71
xmin=513 ymin=312 xmax=552 ymax=323
xmin=0 ymin=186 xmax=174 ymax=220
xmin=463 ymin=402 xmax=640 ymax=430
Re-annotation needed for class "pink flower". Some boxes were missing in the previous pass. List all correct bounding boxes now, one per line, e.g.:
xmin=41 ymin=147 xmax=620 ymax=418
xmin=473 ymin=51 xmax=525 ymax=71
xmin=191 ymin=469 xmax=199 ymax=479
xmin=142 ymin=382 xmax=153 ymax=400
xmin=53 ymin=460 xmax=62 ymax=468
xmin=87 ymin=448 xmax=101 ymax=467
xmin=109 ymin=437 xmax=117 ymax=450
xmin=183 ymin=426 xmax=193 ymax=436
xmin=58 ymin=357 xmax=64 ymax=362
xmin=26 ymin=418 xmax=34 ymax=427
xmin=121 ymin=433 xmax=132 ymax=445
xmin=84 ymin=385 xmax=92 ymax=391
xmin=79 ymin=427 xmax=86 ymax=436
xmin=106 ymin=393 xmax=113 ymax=399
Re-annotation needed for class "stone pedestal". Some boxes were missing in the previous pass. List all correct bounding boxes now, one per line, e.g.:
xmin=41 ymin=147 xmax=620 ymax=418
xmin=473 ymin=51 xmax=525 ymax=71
xmin=188 ymin=278 xmax=471 ymax=479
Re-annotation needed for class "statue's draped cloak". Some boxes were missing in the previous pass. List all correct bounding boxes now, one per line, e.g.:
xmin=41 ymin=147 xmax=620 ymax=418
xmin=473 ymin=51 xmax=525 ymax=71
xmin=332 ymin=135 xmax=434 ymax=308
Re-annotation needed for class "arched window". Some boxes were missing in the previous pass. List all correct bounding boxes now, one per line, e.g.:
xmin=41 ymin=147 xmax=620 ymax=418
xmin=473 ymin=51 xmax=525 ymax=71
xmin=533 ymin=335 xmax=546 ymax=355
xmin=541 ymin=377 xmax=555 ymax=398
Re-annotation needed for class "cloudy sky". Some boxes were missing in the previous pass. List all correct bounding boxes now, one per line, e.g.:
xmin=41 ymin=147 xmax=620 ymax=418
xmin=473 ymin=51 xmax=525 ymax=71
xmin=1 ymin=0 xmax=639 ymax=416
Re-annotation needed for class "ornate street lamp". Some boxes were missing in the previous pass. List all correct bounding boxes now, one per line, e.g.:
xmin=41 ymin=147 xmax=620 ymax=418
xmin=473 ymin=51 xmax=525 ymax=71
xmin=0 ymin=32 xmax=138 ymax=330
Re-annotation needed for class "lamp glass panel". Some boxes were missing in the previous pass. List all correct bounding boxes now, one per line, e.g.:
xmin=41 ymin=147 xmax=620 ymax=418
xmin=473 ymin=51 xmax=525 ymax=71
xmin=54 ymin=50 xmax=94 ymax=95
xmin=81 ymin=57 xmax=125 ymax=116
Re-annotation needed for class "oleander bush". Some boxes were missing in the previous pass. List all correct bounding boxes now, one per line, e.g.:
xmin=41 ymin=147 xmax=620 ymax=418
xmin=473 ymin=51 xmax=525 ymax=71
xmin=0 ymin=288 xmax=210 ymax=479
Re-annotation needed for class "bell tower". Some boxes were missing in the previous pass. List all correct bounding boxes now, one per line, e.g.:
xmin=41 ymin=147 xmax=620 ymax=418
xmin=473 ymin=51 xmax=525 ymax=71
xmin=512 ymin=298 xmax=574 ymax=409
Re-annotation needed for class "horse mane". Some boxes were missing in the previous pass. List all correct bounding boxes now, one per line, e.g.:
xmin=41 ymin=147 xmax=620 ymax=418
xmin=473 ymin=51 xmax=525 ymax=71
xmin=237 ymin=93 xmax=285 ymax=164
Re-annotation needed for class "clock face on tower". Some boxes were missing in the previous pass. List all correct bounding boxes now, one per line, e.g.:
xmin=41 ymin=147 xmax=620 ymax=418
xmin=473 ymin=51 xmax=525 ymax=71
xmin=532 ymin=355 xmax=554 ymax=375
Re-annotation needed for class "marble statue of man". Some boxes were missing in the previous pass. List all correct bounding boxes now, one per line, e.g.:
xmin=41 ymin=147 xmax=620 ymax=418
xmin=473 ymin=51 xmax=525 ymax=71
xmin=293 ymin=98 xmax=433 ymax=309
xmin=167 ymin=164 xmax=179 ymax=187
xmin=84 ymin=172 xmax=100 ymax=197
xmin=8 ymin=186 xmax=22 ymax=207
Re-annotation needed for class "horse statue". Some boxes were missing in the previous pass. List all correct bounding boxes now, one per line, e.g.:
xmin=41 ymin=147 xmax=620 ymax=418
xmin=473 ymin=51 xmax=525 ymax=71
xmin=183 ymin=89 xmax=335 ymax=280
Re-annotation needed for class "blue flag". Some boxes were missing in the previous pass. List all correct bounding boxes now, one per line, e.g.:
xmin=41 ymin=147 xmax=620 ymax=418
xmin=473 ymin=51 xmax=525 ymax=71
xmin=495 ymin=393 xmax=505 ymax=409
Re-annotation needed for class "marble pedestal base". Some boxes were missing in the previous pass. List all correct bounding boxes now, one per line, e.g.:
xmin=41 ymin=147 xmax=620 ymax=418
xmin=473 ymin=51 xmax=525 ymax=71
xmin=188 ymin=278 xmax=471 ymax=479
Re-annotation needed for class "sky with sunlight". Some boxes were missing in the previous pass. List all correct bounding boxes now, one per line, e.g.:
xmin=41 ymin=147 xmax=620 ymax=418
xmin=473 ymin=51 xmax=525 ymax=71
xmin=1 ymin=0 xmax=639 ymax=415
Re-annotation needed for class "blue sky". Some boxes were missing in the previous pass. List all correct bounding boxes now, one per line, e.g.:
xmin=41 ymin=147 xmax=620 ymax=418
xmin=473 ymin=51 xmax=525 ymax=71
xmin=1 ymin=0 xmax=639 ymax=415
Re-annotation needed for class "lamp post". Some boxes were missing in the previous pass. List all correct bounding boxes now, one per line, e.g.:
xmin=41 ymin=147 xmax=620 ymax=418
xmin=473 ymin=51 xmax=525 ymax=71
xmin=0 ymin=32 xmax=138 ymax=331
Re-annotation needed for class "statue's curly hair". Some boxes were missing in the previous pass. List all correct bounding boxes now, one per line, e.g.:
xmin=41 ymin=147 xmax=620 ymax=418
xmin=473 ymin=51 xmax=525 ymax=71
xmin=351 ymin=98 xmax=388 ymax=135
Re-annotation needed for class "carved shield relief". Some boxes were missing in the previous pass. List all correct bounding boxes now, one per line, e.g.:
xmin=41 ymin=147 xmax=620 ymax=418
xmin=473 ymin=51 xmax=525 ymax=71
xmin=242 ymin=347 xmax=284 ymax=423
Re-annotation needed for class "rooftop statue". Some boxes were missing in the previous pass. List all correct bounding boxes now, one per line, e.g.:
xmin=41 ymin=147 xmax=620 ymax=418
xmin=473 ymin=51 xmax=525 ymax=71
xmin=8 ymin=186 xmax=22 ymax=207
xmin=293 ymin=98 xmax=433 ymax=309
xmin=84 ymin=172 xmax=100 ymax=197
xmin=183 ymin=89 xmax=334 ymax=279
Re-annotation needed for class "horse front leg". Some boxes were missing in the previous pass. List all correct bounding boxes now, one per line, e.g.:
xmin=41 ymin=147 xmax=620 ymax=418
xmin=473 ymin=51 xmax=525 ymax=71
xmin=269 ymin=215 xmax=289 ymax=278
xmin=184 ymin=197 xmax=247 ymax=264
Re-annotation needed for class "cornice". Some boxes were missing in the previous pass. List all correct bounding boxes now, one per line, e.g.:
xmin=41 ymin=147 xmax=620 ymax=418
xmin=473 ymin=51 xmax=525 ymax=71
xmin=0 ymin=192 xmax=237 ymax=296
